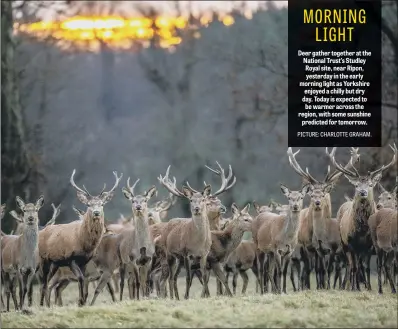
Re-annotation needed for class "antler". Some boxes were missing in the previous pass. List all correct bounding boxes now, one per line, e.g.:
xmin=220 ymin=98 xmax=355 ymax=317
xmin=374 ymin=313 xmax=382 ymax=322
xmin=287 ymin=148 xmax=320 ymax=185
xmin=101 ymin=171 xmax=123 ymax=197
xmin=324 ymin=147 xmax=360 ymax=183
xmin=368 ymin=143 xmax=397 ymax=178
xmin=154 ymin=176 xmax=178 ymax=211
xmin=205 ymin=161 xmax=236 ymax=196
xmin=45 ymin=203 xmax=61 ymax=227
xmin=158 ymin=165 xmax=185 ymax=198
xmin=70 ymin=169 xmax=88 ymax=195
xmin=126 ymin=178 xmax=140 ymax=197
xmin=326 ymin=148 xmax=360 ymax=179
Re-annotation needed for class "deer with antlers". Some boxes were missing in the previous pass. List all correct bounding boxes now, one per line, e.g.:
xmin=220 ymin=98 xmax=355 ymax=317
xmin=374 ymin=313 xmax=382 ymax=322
xmin=38 ymin=169 xmax=122 ymax=307
xmin=328 ymin=144 xmax=397 ymax=291
xmin=287 ymin=147 xmax=360 ymax=290
xmin=156 ymin=162 xmax=235 ymax=299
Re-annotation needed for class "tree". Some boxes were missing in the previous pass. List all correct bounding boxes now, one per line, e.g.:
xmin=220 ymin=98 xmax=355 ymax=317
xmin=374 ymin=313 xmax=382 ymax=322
xmin=1 ymin=1 xmax=39 ymax=232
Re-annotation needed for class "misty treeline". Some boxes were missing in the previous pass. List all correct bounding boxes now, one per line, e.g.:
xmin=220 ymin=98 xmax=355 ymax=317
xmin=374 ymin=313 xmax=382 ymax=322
xmin=1 ymin=1 xmax=397 ymax=233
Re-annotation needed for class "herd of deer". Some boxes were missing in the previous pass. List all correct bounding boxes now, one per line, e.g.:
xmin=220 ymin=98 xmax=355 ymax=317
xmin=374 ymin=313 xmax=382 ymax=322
xmin=0 ymin=145 xmax=397 ymax=313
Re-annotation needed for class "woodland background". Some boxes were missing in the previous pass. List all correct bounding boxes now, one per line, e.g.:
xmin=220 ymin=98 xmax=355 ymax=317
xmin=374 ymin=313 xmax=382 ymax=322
xmin=1 ymin=1 xmax=397 ymax=232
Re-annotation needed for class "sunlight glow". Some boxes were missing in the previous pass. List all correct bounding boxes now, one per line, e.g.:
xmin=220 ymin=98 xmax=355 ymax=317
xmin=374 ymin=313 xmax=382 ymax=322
xmin=14 ymin=14 xmax=239 ymax=51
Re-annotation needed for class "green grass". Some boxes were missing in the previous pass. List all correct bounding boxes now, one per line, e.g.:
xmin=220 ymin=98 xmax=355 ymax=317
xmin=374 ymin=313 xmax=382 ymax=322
xmin=2 ymin=274 xmax=397 ymax=328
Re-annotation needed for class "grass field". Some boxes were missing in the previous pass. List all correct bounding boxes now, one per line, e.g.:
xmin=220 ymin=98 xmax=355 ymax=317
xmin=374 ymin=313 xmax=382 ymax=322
xmin=2 ymin=273 xmax=397 ymax=328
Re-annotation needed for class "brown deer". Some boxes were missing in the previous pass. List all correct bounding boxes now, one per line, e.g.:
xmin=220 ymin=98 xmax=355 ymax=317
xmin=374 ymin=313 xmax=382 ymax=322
xmin=157 ymin=163 xmax=235 ymax=299
xmin=198 ymin=202 xmax=253 ymax=297
xmin=1 ymin=196 xmax=44 ymax=311
xmin=89 ymin=179 xmax=157 ymax=305
xmin=328 ymin=143 xmax=397 ymax=291
xmin=38 ymin=170 xmax=122 ymax=307
xmin=287 ymin=147 xmax=360 ymax=290
xmin=257 ymin=183 xmax=310 ymax=294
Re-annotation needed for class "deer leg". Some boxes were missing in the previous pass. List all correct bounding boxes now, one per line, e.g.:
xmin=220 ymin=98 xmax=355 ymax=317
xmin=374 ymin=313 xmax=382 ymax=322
xmin=257 ymin=251 xmax=266 ymax=294
xmin=282 ymin=256 xmax=290 ymax=294
xmin=377 ymin=249 xmax=384 ymax=294
xmin=159 ymin=258 xmax=169 ymax=299
xmin=112 ymin=273 xmax=120 ymax=293
xmin=173 ymin=258 xmax=183 ymax=300
xmin=216 ymin=278 xmax=223 ymax=296
xmin=39 ymin=261 xmax=50 ymax=307
xmin=385 ymin=251 xmax=396 ymax=294
xmin=232 ymin=271 xmax=238 ymax=295
xmin=350 ymin=252 xmax=358 ymax=291
xmin=290 ymin=258 xmax=298 ymax=292
xmin=106 ymin=281 xmax=116 ymax=302
xmin=119 ymin=264 xmax=126 ymax=301
xmin=90 ymin=272 xmax=112 ymax=306
xmin=139 ymin=263 xmax=150 ymax=299
xmin=167 ymin=256 xmax=177 ymax=300
xmin=364 ymin=253 xmax=372 ymax=291
xmin=10 ymin=276 xmax=19 ymax=311
xmin=20 ymin=269 xmax=34 ymax=310
xmin=213 ymin=262 xmax=232 ymax=296
xmin=127 ymin=273 xmax=135 ymax=299
xmin=199 ymin=256 xmax=209 ymax=298
xmin=54 ymin=279 xmax=70 ymax=306
xmin=274 ymin=252 xmax=282 ymax=294
xmin=44 ymin=263 xmax=59 ymax=307
xmin=240 ymin=270 xmax=249 ymax=295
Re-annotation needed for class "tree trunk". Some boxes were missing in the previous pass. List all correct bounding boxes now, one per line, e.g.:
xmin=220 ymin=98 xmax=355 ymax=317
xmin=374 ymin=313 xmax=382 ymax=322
xmin=1 ymin=1 xmax=37 ymax=233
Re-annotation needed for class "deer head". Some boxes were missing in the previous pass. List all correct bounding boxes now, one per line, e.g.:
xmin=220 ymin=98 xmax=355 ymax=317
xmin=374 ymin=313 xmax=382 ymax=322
xmin=280 ymin=184 xmax=310 ymax=213
xmin=253 ymin=201 xmax=273 ymax=214
xmin=13 ymin=195 xmax=44 ymax=227
xmin=158 ymin=163 xmax=235 ymax=218
xmin=287 ymin=147 xmax=360 ymax=210
xmin=376 ymin=181 xmax=397 ymax=210
xmin=122 ymin=178 xmax=157 ymax=218
xmin=150 ymin=185 xmax=178 ymax=221
xmin=327 ymin=144 xmax=397 ymax=201
xmin=70 ymin=169 xmax=122 ymax=220
xmin=229 ymin=203 xmax=253 ymax=232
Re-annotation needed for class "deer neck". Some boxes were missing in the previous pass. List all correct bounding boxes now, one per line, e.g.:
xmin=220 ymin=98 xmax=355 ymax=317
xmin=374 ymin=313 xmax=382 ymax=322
xmin=223 ymin=222 xmax=245 ymax=255
xmin=207 ymin=211 xmax=221 ymax=230
xmin=20 ymin=223 xmax=39 ymax=269
xmin=310 ymin=195 xmax=332 ymax=243
xmin=192 ymin=209 xmax=210 ymax=238
xmin=133 ymin=210 xmax=153 ymax=253
xmin=282 ymin=209 xmax=300 ymax=246
xmin=79 ymin=213 xmax=105 ymax=253
xmin=351 ymin=191 xmax=376 ymax=232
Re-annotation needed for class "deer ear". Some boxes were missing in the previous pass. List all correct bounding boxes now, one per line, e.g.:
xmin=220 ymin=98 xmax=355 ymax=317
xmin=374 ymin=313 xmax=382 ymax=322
xmin=15 ymin=196 xmax=25 ymax=211
xmin=182 ymin=186 xmax=193 ymax=199
xmin=10 ymin=210 xmax=23 ymax=223
xmin=145 ymin=186 xmax=157 ymax=200
xmin=35 ymin=195 xmax=45 ymax=210
xmin=324 ymin=184 xmax=333 ymax=194
xmin=253 ymin=201 xmax=260 ymax=213
xmin=122 ymin=187 xmax=133 ymax=200
xmin=76 ymin=191 xmax=89 ymax=205
xmin=202 ymin=185 xmax=212 ymax=197
xmin=377 ymin=183 xmax=385 ymax=194
xmin=242 ymin=203 xmax=251 ymax=214
xmin=280 ymin=184 xmax=289 ymax=196
xmin=101 ymin=191 xmax=115 ymax=205
xmin=301 ymin=184 xmax=311 ymax=196
xmin=231 ymin=203 xmax=239 ymax=215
